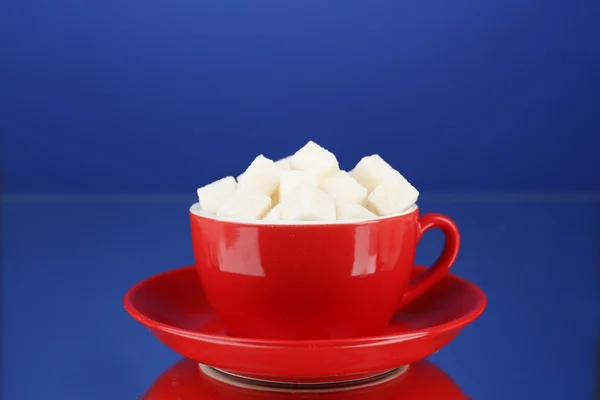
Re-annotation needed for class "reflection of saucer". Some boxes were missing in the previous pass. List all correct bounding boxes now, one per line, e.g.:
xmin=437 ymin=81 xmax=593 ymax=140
xmin=142 ymin=358 xmax=469 ymax=399
xmin=125 ymin=265 xmax=486 ymax=384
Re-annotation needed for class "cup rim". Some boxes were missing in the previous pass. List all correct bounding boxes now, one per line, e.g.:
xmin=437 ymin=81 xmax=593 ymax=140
xmin=189 ymin=203 xmax=418 ymax=226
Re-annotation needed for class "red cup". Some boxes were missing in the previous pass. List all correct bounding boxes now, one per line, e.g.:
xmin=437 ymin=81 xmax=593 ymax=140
xmin=190 ymin=204 xmax=460 ymax=340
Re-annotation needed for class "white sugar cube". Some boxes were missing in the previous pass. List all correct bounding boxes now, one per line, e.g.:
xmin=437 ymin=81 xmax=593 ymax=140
xmin=196 ymin=176 xmax=237 ymax=214
xmin=262 ymin=203 xmax=282 ymax=221
xmin=271 ymin=189 xmax=280 ymax=206
xmin=366 ymin=175 xmax=419 ymax=216
xmin=336 ymin=203 xmax=377 ymax=220
xmin=275 ymin=156 xmax=292 ymax=171
xmin=319 ymin=171 xmax=367 ymax=205
xmin=216 ymin=186 xmax=272 ymax=220
xmin=280 ymin=183 xmax=336 ymax=222
xmin=290 ymin=141 xmax=339 ymax=178
xmin=237 ymin=155 xmax=282 ymax=197
xmin=350 ymin=155 xmax=400 ymax=193
xmin=279 ymin=170 xmax=318 ymax=202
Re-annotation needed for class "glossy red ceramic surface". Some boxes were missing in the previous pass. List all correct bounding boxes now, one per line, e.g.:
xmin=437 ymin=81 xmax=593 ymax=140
xmin=189 ymin=206 xmax=460 ymax=340
xmin=124 ymin=265 xmax=486 ymax=383
xmin=142 ymin=358 xmax=469 ymax=399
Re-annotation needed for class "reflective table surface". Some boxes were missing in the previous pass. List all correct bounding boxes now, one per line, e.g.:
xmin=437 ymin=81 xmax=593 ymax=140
xmin=2 ymin=196 xmax=598 ymax=399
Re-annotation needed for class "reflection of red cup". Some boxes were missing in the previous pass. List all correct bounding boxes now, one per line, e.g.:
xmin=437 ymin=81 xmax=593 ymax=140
xmin=142 ymin=358 xmax=469 ymax=400
xmin=190 ymin=204 xmax=460 ymax=340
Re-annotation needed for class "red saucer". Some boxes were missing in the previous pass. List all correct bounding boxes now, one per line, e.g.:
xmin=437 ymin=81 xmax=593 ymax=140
xmin=142 ymin=358 xmax=469 ymax=399
xmin=124 ymin=266 xmax=486 ymax=384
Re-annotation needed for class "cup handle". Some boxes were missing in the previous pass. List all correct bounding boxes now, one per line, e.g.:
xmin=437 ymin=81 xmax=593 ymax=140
xmin=398 ymin=213 xmax=460 ymax=309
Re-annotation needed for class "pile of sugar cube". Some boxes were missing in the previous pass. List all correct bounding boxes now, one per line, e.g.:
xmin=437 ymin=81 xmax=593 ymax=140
xmin=196 ymin=141 xmax=419 ymax=222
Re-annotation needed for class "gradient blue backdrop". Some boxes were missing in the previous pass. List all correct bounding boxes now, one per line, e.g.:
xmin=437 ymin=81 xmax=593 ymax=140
xmin=1 ymin=1 xmax=599 ymax=399
xmin=1 ymin=0 xmax=599 ymax=194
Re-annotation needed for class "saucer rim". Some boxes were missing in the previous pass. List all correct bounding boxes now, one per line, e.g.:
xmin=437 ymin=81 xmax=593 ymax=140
xmin=124 ymin=265 xmax=487 ymax=348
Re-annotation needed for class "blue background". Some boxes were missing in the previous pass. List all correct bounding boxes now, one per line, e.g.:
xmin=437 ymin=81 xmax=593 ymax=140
xmin=1 ymin=0 xmax=599 ymax=194
xmin=1 ymin=0 xmax=599 ymax=399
